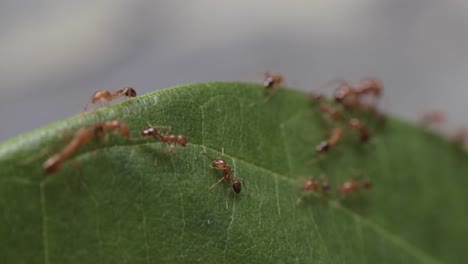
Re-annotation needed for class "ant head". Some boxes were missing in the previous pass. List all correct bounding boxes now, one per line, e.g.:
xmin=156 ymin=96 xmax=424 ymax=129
xmin=232 ymin=180 xmax=242 ymax=193
xmin=212 ymin=159 xmax=228 ymax=170
xmin=141 ymin=127 xmax=158 ymax=137
xmin=123 ymin=87 xmax=137 ymax=97
xmin=177 ymin=135 xmax=188 ymax=147
xmin=315 ymin=141 xmax=329 ymax=152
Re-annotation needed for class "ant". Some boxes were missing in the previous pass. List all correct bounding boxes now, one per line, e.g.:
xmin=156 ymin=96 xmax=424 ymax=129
xmin=339 ymin=179 xmax=372 ymax=197
xmin=348 ymin=118 xmax=371 ymax=142
xmin=421 ymin=111 xmax=445 ymax=127
xmin=334 ymin=78 xmax=382 ymax=103
xmin=302 ymin=176 xmax=330 ymax=193
xmin=315 ymin=127 xmax=344 ymax=152
xmin=84 ymin=86 xmax=137 ymax=111
xmin=261 ymin=71 xmax=284 ymax=89
xmin=209 ymin=165 xmax=243 ymax=194
xmin=43 ymin=120 xmax=130 ymax=174
xmin=141 ymin=123 xmax=188 ymax=151
xmin=296 ymin=176 xmax=330 ymax=205
xmin=200 ymin=149 xmax=244 ymax=203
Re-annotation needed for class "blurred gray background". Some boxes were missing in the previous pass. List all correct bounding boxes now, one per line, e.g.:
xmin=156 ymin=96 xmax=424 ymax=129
xmin=1 ymin=0 xmax=468 ymax=142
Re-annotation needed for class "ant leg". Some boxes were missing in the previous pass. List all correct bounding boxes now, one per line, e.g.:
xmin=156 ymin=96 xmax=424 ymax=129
xmin=199 ymin=151 xmax=214 ymax=161
xmin=146 ymin=122 xmax=172 ymax=135
xmin=200 ymin=147 xmax=226 ymax=161
xmin=155 ymin=126 xmax=172 ymax=135
xmin=169 ymin=144 xmax=178 ymax=154
xmin=295 ymin=193 xmax=307 ymax=206
xmin=306 ymin=154 xmax=326 ymax=165
xmin=162 ymin=144 xmax=176 ymax=155
xmin=263 ymin=87 xmax=279 ymax=103
xmin=256 ymin=70 xmax=270 ymax=79
xmin=83 ymin=102 xmax=91 ymax=112
xmin=208 ymin=177 xmax=225 ymax=191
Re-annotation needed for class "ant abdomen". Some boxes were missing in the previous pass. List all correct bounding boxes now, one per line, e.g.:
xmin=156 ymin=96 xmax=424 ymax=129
xmin=233 ymin=180 xmax=242 ymax=193
xmin=122 ymin=87 xmax=137 ymax=97
xmin=91 ymin=90 xmax=113 ymax=104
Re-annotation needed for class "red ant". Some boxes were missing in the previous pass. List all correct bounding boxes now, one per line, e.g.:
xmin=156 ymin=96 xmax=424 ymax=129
xmin=200 ymin=149 xmax=244 ymax=195
xmin=315 ymin=127 xmax=344 ymax=152
xmin=348 ymin=118 xmax=371 ymax=142
xmin=296 ymin=176 xmax=330 ymax=205
xmin=261 ymin=71 xmax=284 ymax=89
xmin=84 ymin=86 xmax=137 ymax=111
xmin=334 ymin=78 xmax=382 ymax=103
xmin=302 ymin=177 xmax=330 ymax=193
xmin=421 ymin=111 xmax=445 ymax=127
xmin=141 ymin=123 xmax=188 ymax=151
xmin=43 ymin=120 xmax=130 ymax=174
xmin=339 ymin=179 xmax=372 ymax=197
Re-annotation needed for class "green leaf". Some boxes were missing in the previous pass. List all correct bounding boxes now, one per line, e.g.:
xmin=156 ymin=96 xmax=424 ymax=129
xmin=1 ymin=82 xmax=466 ymax=263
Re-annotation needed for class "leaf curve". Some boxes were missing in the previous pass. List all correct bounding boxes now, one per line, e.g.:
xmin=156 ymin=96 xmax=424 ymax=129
xmin=1 ymin=82 xmax=467 ymax=263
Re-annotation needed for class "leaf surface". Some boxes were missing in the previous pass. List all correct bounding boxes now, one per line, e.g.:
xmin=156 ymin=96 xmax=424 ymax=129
xmin=1 ymin=82 xmax=467 ymax=263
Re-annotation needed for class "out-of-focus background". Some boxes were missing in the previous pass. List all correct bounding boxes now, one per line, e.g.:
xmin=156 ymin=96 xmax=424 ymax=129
xmin=1 ymin=1 xmax=468 ymax=142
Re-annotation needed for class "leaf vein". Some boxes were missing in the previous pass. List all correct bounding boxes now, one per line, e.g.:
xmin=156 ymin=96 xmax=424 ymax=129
xmin=223 ymin=195 xmax=236 ymax=264
xmin=170 ymin=156 xmax=186 ymax=260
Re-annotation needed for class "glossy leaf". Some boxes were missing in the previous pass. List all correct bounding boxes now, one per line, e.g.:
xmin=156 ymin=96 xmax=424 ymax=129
xmin=1 ymin=82 xmax=466 ymax=263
